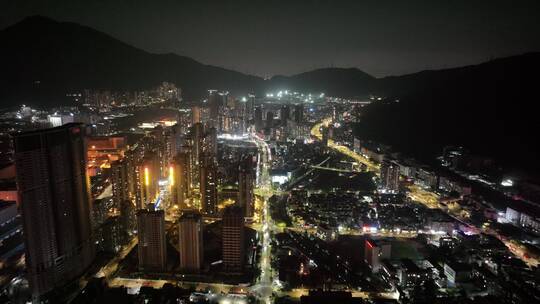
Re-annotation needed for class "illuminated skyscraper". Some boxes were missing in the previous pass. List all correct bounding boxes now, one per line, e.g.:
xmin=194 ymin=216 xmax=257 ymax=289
xmin=191 ymin=106 xmax=201 ymax=124
xmin=218 ymin=91 xmax=230 ymax=131
xmin=136 ymin=152 xmax=160 ymax=209
xmin=95 ymin=215 xmax=126 ymax=253
xmin=208 ymin=89 xmax=221 ymax=129
xmin=238 ymin=157 xmax=255 ymax=218
xmin=137 ymin=206 xmax=167 ymax=272
xmin=178 ymin=210 xmax=204 ymax=271
xmin=222 ymin=206 xmax=245 ymax=272
xmin=265 ymin=111 xmax=274 ymax=129
xmin=111 ymin=159 xmax=129 ymax=210
xmin=148 ymin=127 xmax=168 ymax=178
xmin=280 ymin=105 xmax=290 ymax=126
xmin=118 ymin=148 xmax=139 ymax=234
xmin=169 ymin=123 xmax=189 ymax=158
xmin=191 ymin=122 xmax=204 ymax=187
xmin=199 ymin=153 xmax=218 ymax=215
xmin=380 ymin=160 xmax=400 ymax=193
xmin=254 ymin=106 xmax=263 ymax=130
xmin=14 ymin=123 xmax=95 ymax=300
xmin=203 ymin=127 xmax=217 ymax=157
xmin=294 ymin=104 xmax=304 ymax=123
xmin=170 ymin=152 xmax=192 ymax=209
xmin=246 ymin=93 xmax=255 ymax=120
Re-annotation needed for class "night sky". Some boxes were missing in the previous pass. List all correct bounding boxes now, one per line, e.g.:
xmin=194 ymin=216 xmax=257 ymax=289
xmin=2 ymin=0 xmax=540 ymax=77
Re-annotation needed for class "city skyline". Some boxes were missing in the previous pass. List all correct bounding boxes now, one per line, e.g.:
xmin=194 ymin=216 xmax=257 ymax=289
xmin=1 ymin=2 xmax=540 ymax=303
xmin=1 ymin=79 xmax=539 ymax=304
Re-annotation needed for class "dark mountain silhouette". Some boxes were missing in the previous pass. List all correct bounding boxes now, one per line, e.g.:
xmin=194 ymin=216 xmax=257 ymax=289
xmin=376 ymin=52 xmax=540 ymax=98
xmin=356 ymin=52 xmax=540 ymax=176
xmin=0 ymin=16 xmax=381 ymax=107
xmin=0 ymin=16 xmax=264 ymax=106
xmin=268 ymin=68 xmax=376 ymax=97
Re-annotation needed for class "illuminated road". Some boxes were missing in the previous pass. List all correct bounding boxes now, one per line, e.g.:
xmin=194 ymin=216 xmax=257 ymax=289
xmin=311 ymin=119 xmax=379 ymax=172
xmin=406 ymin=184 xmax=439 ymax=209
xmin=95 ymin=237 xmax=138 ymax=279
xmin=251 ymin=134 xmax=277 ymax=304
xmin=310 ymin=165 xmax=357 ymax=173
xmin=286 ymin=226 xmax=419 ymax=238
xmin=495 ymin=235 xmax=539 ymax=267
xmin=279 ymin=288 xmax=398 ymax=300
xmin=285 ymin=156 xmax=331 ymax=191
xmin=109 ymin=277 xmax=240 ymax=294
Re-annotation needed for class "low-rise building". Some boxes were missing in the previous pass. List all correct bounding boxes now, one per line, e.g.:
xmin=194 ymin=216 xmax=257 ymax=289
xmin=444 ymin=261 xmax=471 ymax=287
xmin=365 ymin=239 xmax=391 ymax=273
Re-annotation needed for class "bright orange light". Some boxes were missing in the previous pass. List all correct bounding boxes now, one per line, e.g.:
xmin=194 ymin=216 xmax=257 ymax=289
xmin=169 ymin=165 xmax=174 ymax=186
xmin=144 ymin=167 xmax=149 ymax=186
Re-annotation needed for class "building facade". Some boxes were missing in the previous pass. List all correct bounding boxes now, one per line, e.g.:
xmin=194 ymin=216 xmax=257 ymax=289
xmin=200 ymin=153 xmax=218 ymax=215
xmin=137 ymin=207 xmax=167 ymax=272
xmin=222 ymin=206 xmax=245 ymax=271
xmin=178 ymin=210 xmax=204 ymax=271
xmin=14 ymin=123 xmax=95 ymax=299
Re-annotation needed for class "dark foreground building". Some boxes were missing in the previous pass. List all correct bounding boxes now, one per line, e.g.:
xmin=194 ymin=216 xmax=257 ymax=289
xmin=14 ymin=123 xmax=95 ymax=300
xmin=222 ymin=206 xmax=245 ymax=272
xmin=137 ymin=206 xmax=167 ymax=272
xmin=178 ymin=210 xmax=204 ymax=271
